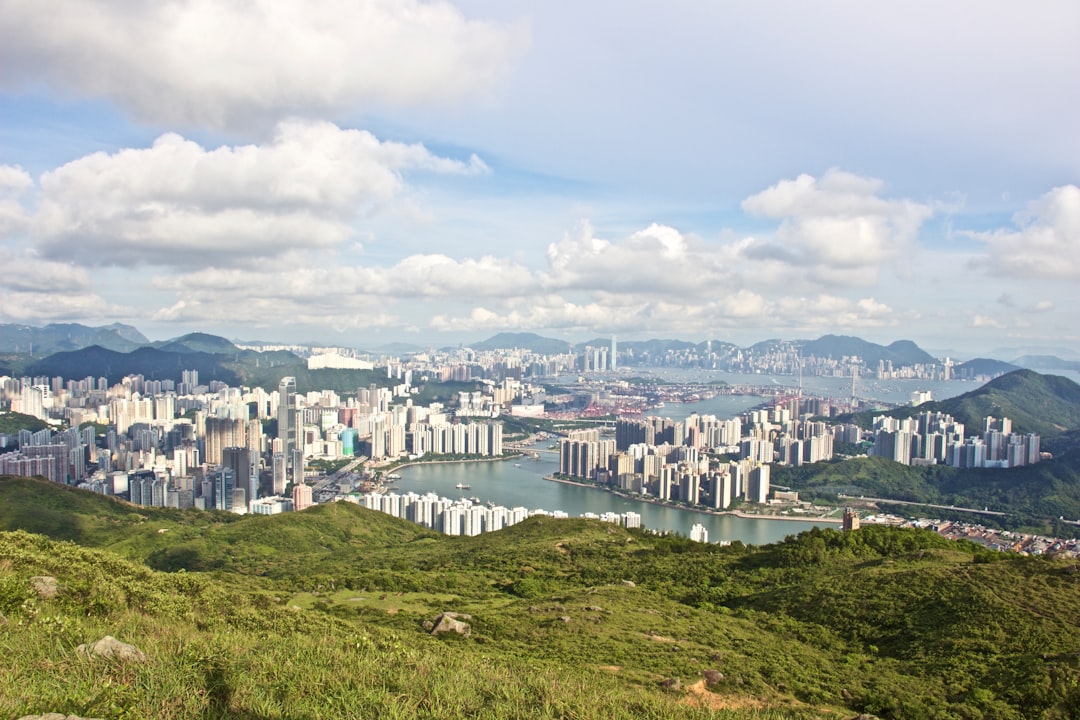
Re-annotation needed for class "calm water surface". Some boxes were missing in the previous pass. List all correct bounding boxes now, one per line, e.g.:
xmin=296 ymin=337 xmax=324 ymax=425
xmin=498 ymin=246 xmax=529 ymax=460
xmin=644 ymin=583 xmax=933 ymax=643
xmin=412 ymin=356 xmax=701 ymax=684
xmin=397 ymin=456 xmax=831 ymax=546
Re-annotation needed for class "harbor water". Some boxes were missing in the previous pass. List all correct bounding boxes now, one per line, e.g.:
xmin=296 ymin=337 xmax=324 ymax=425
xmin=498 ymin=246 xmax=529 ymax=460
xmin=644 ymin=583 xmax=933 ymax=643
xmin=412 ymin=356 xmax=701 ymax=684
xmin=397 ymin=456 xmax=832 ymax=546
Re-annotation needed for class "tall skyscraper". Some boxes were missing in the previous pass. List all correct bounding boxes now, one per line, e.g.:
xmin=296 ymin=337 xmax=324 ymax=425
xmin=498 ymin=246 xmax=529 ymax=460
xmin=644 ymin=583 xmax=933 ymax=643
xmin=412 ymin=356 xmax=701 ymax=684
xmin=222 ymin=446 xmax=254 ymax=509
xmin=611 ymin=334 xmax=617 ymax=371
xmin=278 ymin=377 xmax=297 ymax=469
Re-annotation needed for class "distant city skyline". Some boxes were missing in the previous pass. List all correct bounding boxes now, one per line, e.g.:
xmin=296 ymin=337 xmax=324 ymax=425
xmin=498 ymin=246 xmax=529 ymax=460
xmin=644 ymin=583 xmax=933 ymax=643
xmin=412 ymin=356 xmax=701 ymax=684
xmin=0 ymin=1 xmax=1077 ymax=354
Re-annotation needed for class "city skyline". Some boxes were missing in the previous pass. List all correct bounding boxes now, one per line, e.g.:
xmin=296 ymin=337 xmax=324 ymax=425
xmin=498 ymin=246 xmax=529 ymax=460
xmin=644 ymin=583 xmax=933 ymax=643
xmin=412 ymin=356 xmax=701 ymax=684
xmin=0 ymin=1 xmax=1078 ymax=355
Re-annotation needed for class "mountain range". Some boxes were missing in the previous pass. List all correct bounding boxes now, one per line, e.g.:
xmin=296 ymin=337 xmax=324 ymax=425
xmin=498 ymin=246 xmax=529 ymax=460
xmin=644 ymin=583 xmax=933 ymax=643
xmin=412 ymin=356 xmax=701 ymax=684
xmin=4 ymin=323 xmax=1080 ymax=389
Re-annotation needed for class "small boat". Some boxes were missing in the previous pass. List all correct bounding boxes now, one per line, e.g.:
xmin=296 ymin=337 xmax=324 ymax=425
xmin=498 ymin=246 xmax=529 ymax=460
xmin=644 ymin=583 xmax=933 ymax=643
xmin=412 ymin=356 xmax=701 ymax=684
xmin=455 ymin=483 xmax=471 ymax=490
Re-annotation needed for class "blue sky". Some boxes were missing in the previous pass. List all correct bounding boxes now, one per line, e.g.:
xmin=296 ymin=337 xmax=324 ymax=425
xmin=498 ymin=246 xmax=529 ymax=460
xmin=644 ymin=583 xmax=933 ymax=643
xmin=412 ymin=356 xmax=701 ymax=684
xmin=0 ymin=0 xmax=1078 ymax=356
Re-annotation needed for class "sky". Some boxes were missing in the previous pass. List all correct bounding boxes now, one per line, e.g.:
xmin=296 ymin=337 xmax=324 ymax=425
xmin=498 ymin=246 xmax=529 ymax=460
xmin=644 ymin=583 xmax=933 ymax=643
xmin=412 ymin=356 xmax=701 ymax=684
xmin=0 ymin=0 xmax=1078 ymax=357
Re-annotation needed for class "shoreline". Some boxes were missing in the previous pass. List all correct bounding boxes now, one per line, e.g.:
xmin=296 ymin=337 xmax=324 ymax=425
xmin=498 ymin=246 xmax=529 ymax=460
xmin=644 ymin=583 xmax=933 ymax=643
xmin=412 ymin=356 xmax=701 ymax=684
xmin=543 ymin=474 xmax=842 ymax=524
xmin=384 ymin=452 xmax=525 ymax=475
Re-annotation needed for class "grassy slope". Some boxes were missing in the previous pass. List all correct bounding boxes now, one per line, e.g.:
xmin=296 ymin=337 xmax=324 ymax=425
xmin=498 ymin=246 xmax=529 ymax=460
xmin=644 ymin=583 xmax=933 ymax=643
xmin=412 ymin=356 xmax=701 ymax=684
xmin=3 ymin=476 xmax=1080 ymax=718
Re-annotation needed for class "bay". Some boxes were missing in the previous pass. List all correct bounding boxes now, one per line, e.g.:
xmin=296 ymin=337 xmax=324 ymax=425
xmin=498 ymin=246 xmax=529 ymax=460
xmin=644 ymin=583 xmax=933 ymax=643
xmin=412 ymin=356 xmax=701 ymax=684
xmin=642 ymin=368 xmax=981 ymax=405
xmin=396 ymin=456 xmax=831 ymax=546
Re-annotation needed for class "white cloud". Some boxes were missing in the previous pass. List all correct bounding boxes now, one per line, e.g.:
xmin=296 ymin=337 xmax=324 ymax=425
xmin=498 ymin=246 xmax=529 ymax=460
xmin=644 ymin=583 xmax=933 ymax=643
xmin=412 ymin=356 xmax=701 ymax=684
xmin=0 ymin=165 xmax=33 ymax=236
xmin=966 ymin=185 xmax=1080 ymax=279
xmin=741 ymin=169 xmax=933 ymax=285
xmin=971 ymin=314 xmax=1006 ymax=329
xmin=0 ymin=248 xmax=116 ymax=322
xmin=542 ymin=221 xmax=734 ymax=293
xmin=33 ymin=121 xmax=485 ymax=267
xmin=430 ymin=291 xmax=900 ymax=337
xmin=0 ymin=0 xmax=528 ymax=130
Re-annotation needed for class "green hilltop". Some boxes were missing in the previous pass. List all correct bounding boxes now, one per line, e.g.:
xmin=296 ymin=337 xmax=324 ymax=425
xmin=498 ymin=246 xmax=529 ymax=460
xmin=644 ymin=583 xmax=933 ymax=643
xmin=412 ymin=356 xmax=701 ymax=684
xmin=2 ymin=475 xmax=1080 ymax=718
xmin=858 ymin=368 xmax=1080 ymax=437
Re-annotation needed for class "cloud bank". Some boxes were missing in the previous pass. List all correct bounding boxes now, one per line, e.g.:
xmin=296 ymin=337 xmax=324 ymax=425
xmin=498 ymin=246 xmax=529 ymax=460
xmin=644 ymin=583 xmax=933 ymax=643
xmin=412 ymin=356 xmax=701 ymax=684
xmin=31 ymin=120 xmax=486 ymax=267
xmin=0 ymin=0 xmax=528 ymax=130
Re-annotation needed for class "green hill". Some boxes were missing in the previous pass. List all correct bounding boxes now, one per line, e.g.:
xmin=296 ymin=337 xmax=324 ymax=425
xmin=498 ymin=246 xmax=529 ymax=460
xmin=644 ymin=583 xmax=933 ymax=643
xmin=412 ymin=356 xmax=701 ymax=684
xmin=0 ymin=410 xmax=50 ymax=435
xmin=154 ymin=332 xmax=241 ymax=354
xmin=852 ymin=369 xmax=1080 ymax=437
xmin=773 ymin=453 xmax=1080 ymax=531
xmin=929 ymin=369 xmax=1080 ymax=435
xmin=2 ymin=475 xmax=1080 ymax=718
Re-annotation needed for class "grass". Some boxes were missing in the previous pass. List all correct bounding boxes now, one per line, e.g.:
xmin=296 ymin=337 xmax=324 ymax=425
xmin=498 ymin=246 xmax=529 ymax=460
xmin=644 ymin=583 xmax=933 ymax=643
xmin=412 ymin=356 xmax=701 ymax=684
xmin=3 ymin=475 xmax=1080 ymax=718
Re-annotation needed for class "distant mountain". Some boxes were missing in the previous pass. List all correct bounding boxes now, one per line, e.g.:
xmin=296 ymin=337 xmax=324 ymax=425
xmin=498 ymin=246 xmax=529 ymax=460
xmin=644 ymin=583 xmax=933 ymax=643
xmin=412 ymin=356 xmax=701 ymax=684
xmin=23 ymin=345 xmax=241 ymax=386
xmin=953 ymin=357 xmax=1020 ymax=378
xmin=372 ymin=342 xmax=426 ymax=354
xmin=1012 ymin=355 xmax=1080 ymax=373
xmin=797 ymin=335 xmax=937 ymax=367
xmin=991 ymin=345 xmax=1080 ymax=361
xmin=471 ymin=332 xmax=571 ymax=354
xmin=0 ymin=322 xmax=148 ymax=354
xmin=746 ymin=338 xmax=783 ymax=355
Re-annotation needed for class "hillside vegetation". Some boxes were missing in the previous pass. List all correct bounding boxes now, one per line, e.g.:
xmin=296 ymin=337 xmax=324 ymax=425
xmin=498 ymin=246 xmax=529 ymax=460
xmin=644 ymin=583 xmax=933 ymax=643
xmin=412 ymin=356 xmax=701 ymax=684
xmin=773 ymin=451 xmax=1080 ymax=534
xmin=861 ymin=369 xmax=1080 ymax=437
xmin=2 ymin=476 xmax=1080 ymax=719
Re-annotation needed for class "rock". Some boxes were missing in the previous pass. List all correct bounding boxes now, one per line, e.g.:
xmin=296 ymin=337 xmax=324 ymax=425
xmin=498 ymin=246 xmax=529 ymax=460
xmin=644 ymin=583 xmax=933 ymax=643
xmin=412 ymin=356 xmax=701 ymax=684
xmin=421 ymin=620 xmax=434 ymax=631
xmin=702 ymin=669 xmax=724 ymax=687
xmin=430 ymin=613 xmax=471 ymax=637
xmin=30 ymin=576 xmax=59 ymax=599
xmin=585 ymin=605 xmax=604 ymax=612
xmin=621 ymin=580 xmax=636 ymax=587
xmin=659 ymin=677 xmax=681 ymax=691
xmin=558 ymin=616 xmax=571 ymax=623
xmin=850 ymin=715 xmax=881 ymax=720
xmin=76 ymin=635 xmax=148 ymax=663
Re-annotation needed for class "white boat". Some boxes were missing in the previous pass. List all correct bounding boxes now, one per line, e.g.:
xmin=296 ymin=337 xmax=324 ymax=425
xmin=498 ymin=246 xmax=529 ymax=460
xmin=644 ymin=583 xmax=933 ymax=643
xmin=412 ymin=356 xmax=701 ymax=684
xmin=455 ymin=483 xmax=471 ymax=490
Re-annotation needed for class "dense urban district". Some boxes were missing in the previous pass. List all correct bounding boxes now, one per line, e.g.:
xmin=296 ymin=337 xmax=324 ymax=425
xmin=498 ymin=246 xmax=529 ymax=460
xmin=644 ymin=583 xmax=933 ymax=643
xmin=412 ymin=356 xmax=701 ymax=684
xmin=4 ymin=324 xmax=1080 ymax=719
xmin=2 ymin=324 xmax=1079 ymax=555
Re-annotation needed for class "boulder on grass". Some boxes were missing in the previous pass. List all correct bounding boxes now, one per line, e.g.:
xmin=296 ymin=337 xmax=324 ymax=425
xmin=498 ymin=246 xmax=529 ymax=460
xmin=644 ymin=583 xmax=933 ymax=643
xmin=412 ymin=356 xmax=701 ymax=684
xmin=77 ymin=635 xmax=148 ymax=663
xmin=430 ymin=612 xmax=472 ymax=637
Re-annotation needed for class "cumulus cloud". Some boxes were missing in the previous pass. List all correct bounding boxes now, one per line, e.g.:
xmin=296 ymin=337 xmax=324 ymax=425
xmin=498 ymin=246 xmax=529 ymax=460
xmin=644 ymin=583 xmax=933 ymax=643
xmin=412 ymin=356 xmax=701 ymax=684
xmin=430 ymin=291 xmax=900 ymax=336
xmin=33 ymin=120 xmax=487 ymax=267
xmin=0 ymin=248 xmax=116 ymax=322
xmin=542 ymin=221 xmax=734 ymax=293
xmin=0 ymin=165 xmax=33 ymax=236
xmin=154 ymin=252 xmax=533 ymax=299
xmin=147 ymin=250 xmax=536 ymax=331
xmin=971 ymin=314 xmax=1005 ymax=329
xmin=0 ymin=0 xmax=528 ymax=130
xmin=741 ymin=169 xmax=933 ymax=285
xmin=966 ymin=185 xmax=1080 ymax=279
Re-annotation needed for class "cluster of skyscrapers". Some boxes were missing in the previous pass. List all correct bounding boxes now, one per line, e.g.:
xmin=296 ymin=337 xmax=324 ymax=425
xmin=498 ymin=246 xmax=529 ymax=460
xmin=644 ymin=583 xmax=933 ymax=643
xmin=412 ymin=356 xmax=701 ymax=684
xmin=869 ymin=412 xmax=1041 ymax=468
xmin=556 ymin=397 xmax=845 ymax=509
xmin=0 ymin=369 xmax=507 ymax=513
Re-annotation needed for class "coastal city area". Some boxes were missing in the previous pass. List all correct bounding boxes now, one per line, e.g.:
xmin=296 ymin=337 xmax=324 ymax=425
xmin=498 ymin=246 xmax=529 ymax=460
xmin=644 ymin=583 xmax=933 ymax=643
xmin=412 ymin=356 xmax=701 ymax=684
xmin=1 ymin=335 xmax=1075 ymax=557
